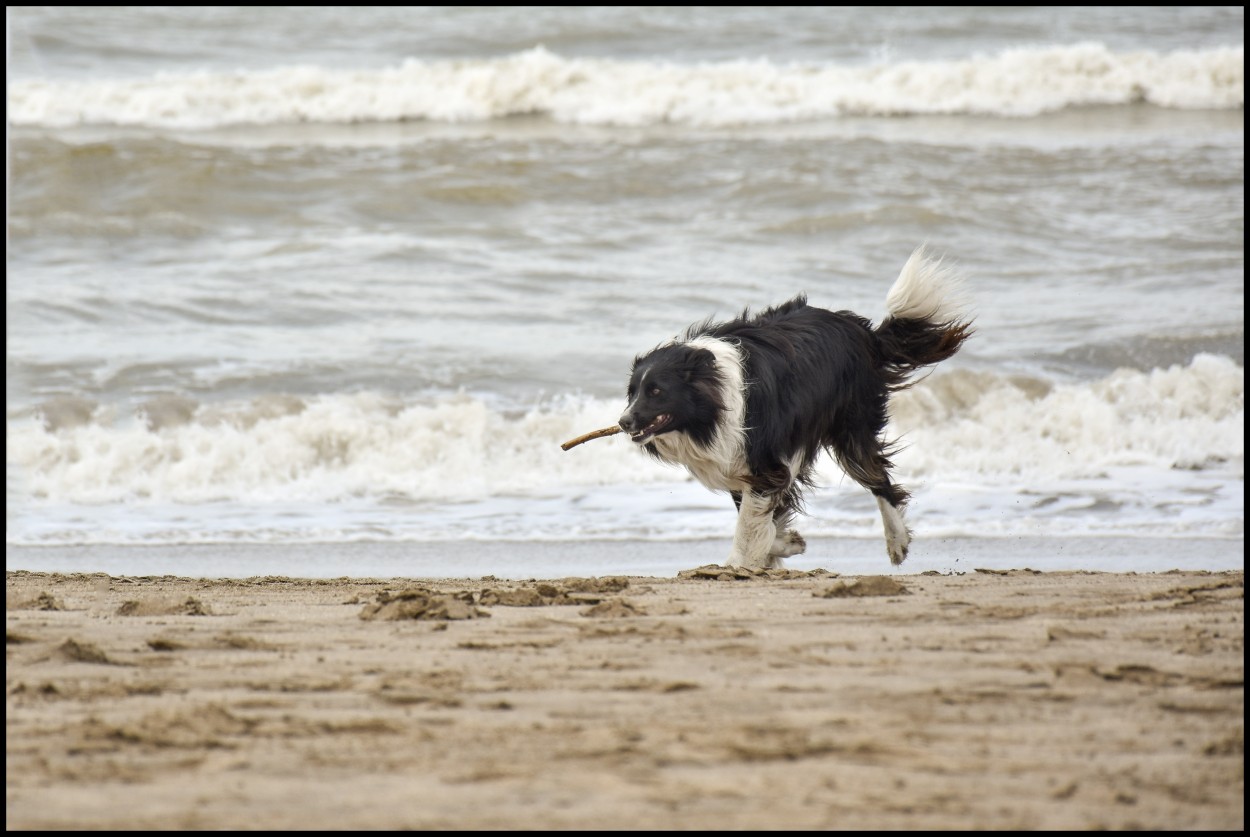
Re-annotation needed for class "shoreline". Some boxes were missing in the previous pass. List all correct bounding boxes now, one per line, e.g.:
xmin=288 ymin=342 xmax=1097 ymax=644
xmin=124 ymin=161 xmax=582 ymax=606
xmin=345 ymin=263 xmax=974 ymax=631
xmin=7 ymin=566 xmax=1244 ymax=830
xmin=6 ymin=535 xmax=1245 ymax=579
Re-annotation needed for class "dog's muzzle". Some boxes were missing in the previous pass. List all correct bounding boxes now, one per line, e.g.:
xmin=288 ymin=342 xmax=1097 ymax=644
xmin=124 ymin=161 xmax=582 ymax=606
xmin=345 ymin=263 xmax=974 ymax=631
xmin=619 ymin=412 xmax=672 ymax=445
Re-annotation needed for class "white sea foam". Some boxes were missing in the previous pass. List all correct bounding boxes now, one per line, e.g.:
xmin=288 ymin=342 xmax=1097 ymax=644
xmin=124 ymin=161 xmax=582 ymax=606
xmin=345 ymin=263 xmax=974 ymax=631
xmin=887 ymin=353 xmax=1244 ymax=479
xmin=7 ymin=355 xmax=1242 ymax=512
xmin=8 ymin=393 xmax=655 ymax=505
xmin=9 ymin=43 xmax=1243 ymax=131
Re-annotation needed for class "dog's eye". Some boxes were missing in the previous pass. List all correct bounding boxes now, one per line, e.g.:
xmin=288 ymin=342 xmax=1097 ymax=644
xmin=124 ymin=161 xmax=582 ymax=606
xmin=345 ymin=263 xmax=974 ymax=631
xmin=648 ymin=386 xmax=662 ymax=398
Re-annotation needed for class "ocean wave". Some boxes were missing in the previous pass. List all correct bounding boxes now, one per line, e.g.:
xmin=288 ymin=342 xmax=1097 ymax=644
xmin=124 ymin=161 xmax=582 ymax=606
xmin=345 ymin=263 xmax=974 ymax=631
xmin=890 ymin=353 xmax=1244 ymax=478
xmin=7 ymin=354 xmax=1243 ymax=505
xmin=9 ymin=43 xmax=1243 ymax=130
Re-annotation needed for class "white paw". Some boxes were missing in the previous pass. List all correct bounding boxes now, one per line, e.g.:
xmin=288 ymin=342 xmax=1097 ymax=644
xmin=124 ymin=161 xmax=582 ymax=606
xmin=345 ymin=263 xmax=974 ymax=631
xmin=770 ymin=529 xmax=807 ymax=558
xmin=877 ymin=497 xmax=912 ymax=565
xmin=887 ymin=537 xmax=910 ymax=566
xmin=726 ymin=548 xmax=770 ymax=570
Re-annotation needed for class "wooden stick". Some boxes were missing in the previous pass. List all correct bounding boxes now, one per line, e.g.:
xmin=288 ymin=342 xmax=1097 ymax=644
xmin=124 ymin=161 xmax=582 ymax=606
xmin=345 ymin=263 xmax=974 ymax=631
xmin=560 ymin=425 xmax=623 ymax=451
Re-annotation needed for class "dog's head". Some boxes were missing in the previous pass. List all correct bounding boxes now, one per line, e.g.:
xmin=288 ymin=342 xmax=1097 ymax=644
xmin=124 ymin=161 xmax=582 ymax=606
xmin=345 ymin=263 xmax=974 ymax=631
xmin=619 ymin=343 xmax=724 ymax=447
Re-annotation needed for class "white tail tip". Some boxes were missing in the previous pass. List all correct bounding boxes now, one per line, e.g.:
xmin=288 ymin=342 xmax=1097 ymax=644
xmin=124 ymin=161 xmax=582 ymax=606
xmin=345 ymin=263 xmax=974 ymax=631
xmin=884 ymin=246 xmax=969 ymax=323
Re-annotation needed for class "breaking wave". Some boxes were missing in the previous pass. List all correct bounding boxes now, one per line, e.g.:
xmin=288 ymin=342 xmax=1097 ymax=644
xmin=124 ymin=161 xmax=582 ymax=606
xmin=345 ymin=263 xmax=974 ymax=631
xmin=8 ymin=354 xmax=1242 ymax=506
xmin=9 ymin=42 xmax=1243 ymax=131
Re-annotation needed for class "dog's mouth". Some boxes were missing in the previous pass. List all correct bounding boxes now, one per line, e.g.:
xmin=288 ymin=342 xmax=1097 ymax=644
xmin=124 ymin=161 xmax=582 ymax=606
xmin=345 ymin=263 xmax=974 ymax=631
xmin=628 ymin=414 xmax=672 ymax=444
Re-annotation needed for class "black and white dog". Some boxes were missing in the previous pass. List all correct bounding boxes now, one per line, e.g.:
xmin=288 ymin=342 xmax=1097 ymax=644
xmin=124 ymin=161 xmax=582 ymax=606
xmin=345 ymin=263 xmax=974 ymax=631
xmin=618 ymin=247 xmax=973 ymax=569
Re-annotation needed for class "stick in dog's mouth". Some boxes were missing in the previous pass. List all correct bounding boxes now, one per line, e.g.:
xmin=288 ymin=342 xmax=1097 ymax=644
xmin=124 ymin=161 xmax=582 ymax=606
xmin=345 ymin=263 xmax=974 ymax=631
xmin=560 ymin=425 xmax=623 ymax=451
xmin=560 ymin=414 xmax=673 ymax=450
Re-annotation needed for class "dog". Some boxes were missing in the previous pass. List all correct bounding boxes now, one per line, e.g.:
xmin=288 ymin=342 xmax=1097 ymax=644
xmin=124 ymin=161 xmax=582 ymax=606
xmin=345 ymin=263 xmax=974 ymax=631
xmin=618 ymin=246 xmax=973 ymax=569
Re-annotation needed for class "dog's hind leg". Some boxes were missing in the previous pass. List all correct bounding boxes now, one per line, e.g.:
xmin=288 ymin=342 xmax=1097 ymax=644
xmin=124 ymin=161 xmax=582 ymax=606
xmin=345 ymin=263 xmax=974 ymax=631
xmin=832 ymin=431 xmax=913 ymax=565
xmin=727 ymin=489 xmax=778 ymax=570
xmin=875 ymin=494 xmax=911 ymax=566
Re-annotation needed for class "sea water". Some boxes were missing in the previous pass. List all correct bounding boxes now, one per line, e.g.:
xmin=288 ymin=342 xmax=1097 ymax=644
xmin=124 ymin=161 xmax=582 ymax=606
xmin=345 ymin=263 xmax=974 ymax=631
xmin=6 ymin=6 xmax=1243 ymax=575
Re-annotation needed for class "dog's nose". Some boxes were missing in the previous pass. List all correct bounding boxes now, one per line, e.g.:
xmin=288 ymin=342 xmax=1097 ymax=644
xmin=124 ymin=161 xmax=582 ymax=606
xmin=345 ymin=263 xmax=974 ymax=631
xmin=618 ymin=413 xmax=637 ymax=433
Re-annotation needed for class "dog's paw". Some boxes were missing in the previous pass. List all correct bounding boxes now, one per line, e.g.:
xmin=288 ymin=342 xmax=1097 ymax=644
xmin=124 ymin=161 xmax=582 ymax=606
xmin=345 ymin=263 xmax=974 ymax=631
xmin=726 ymin=549 xmax=770 ymax=570
xmin=887 ymin=537 xmax=910 ymax=565
xmin=770 ymin=529 xmax=807 ymax=558
xmin=877 ymin=497 xmax=911 ymax=565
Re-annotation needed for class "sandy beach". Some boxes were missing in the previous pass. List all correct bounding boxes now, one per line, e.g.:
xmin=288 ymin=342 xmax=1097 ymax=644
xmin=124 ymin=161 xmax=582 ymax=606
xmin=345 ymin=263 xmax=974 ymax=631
xmin=5 ymin=566 xmax=1243 ymax=830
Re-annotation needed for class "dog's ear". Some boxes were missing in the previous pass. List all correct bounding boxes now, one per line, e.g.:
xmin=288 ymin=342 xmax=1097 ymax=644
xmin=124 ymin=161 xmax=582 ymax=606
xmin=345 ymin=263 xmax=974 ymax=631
xmin=682 ymin=353 xmax=716 ymax=382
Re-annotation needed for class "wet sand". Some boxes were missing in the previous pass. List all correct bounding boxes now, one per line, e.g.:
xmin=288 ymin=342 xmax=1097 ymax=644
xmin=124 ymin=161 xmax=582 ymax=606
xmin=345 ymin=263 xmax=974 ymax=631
xmin=5 ymin=567 xmax=1244 ymax=830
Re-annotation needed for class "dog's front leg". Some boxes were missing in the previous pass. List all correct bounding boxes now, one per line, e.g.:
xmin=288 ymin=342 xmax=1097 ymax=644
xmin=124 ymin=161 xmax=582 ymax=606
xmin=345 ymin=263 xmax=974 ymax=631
xmin=727 ymin=489 xmax=777 ymax=570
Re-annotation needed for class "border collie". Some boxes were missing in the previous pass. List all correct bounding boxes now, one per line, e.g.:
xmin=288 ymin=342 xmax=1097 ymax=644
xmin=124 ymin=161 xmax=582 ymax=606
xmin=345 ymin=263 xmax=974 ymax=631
xmin=618 ymin=247 xmax=973 ymax=569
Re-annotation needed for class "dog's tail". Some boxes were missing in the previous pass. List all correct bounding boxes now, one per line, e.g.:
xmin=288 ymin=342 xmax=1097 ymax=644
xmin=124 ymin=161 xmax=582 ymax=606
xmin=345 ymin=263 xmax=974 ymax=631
xmin=875 ymin=246 xmax=974 ymax=389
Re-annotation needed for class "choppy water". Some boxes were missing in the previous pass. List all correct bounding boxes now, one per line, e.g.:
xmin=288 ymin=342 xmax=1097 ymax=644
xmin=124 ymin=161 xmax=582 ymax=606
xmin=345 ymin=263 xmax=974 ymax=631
xmin=5 ymin=6 xmax=1244 ymax=571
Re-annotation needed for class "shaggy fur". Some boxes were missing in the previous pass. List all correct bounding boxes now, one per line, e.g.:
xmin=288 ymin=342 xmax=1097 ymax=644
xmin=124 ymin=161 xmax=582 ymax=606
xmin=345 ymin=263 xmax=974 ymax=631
xmin=618 ymin=247 xmax=973 ymax=568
